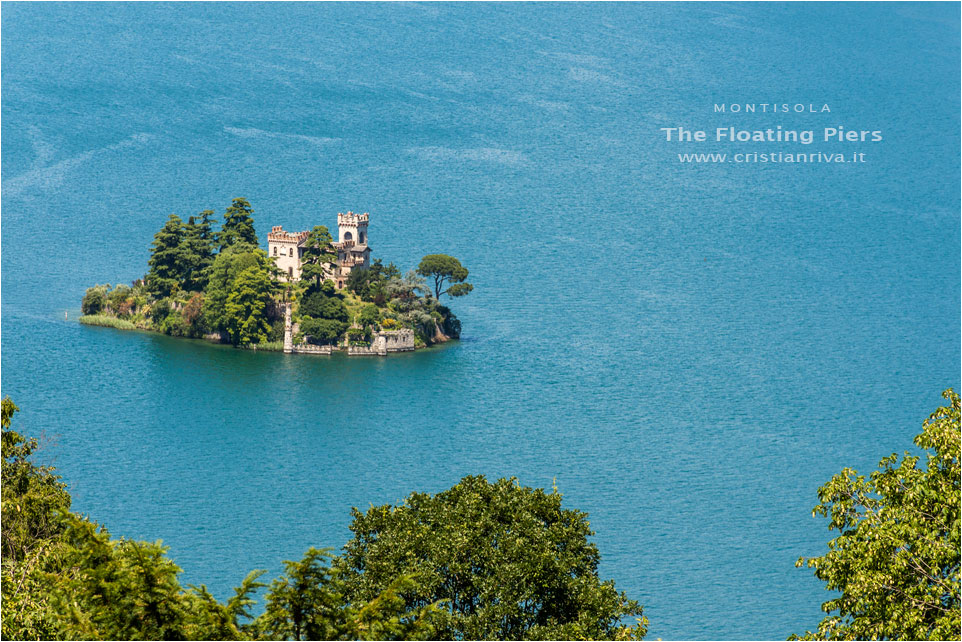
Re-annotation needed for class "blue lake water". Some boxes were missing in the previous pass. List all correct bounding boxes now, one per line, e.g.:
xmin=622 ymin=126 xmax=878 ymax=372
xmin=2 ymin=3 xmax=960 ymax=639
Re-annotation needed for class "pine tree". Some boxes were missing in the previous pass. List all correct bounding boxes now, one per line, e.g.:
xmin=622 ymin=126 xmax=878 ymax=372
xmin=196 ymin=209 xmax=217 ymax=245
xmin=181 ymin=214 xmax=216 ymax=292
xmin=299 ymin=226 xmax=337 ymax=290
xmin=218 ymin=199 xmax=258 ymax=252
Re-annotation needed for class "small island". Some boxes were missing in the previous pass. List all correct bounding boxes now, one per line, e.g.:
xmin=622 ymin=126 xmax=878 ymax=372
xmin=79 ymin=198 xmax=473 ymax=355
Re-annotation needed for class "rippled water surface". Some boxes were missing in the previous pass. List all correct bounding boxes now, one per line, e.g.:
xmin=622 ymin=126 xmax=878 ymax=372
xmin=2 ymin=3 xmax=960 ymax=639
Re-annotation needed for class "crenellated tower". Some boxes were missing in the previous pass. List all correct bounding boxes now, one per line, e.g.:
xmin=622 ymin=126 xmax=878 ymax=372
xmin=338 ymin=211 xmax=369 ymax=246
xmin=267 ymin=225 xmax=310 ymax=281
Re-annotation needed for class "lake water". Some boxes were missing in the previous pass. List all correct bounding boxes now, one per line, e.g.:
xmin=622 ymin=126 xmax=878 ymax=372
xmin=2 ymin=3 xmax=959 ymax=639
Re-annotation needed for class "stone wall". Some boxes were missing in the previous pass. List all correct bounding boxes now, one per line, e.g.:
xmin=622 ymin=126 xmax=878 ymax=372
xmin=347 ymin=344 xmax=382 ymax=356
xmin=381 ymin=329 xmax=415 ymax=352
xmin=347 ymin=329 xmax=415 ymax=356
xmin=292 ymin=343 xmax=333 ymax=355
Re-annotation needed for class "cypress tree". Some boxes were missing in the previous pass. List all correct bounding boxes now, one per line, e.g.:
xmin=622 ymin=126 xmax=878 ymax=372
xmin=146 ymin=214 xmax=186 ymax=297
xmin=181 ymin=214 xmax=216 ymax=292
xmin=218 ymin=198 xmax=258 ymax=252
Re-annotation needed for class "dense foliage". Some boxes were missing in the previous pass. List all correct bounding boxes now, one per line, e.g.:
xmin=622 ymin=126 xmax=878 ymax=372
xmin=80 ymin=200 xmax=473 ymax=350
xmin=793 ymin=389 xmax=961 ymax=641
xmin=1 ymin=400 xmax=640 ymax=641
xmin=296 ymin=281 xmax=350 ymax=345
xmin=82 ymin=199 xmax=280 ymax=346
xmin=299 ymin=226 xmax=337 ymax=289
xmin=346 ymin=259 xmax=401 ymax=305
xmin=1 ymin=398 xmax=72 ymax=639
xmin=337 ymin=269 xmax=464 ymax=345
xmin=203 ymin=247 xmax=280 ymax=346
xmin=336 ymin=475 xmax=647 ymax=640
xmin=256 ymin=549 xmax=441 ymax=641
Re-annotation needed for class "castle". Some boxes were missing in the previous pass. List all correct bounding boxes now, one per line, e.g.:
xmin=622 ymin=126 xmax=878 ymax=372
xmin=268 ymin=211 xmax=415 ymax=355
xmin=267 ymin=212 xmax=372 ymax=289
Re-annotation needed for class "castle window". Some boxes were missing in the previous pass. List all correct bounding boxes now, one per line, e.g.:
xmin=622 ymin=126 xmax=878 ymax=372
xmin=359 ymin=231 xmax=365 ymax=244
xmin=273 ymin=247 xmax=277 ymax=256
xmin=288 ymin=267 xmax=293 ymax=278
xmin=289 ymin=248 xmax=294 ymax=257
xmin=344 ymin=231 xmax=353 ymax=242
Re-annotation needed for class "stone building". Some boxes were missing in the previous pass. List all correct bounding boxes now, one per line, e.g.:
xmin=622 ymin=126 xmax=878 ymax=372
xmin=267 ymin=212 xmax=371 ymax=288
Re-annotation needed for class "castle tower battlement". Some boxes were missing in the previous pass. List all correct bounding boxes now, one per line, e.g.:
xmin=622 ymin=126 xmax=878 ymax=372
xmin=337 ymin=211 xmax=369 ymax=246
xmin=267 ymin=226 xmax=311 ymax=281
xmin=337 ymin=211 xmax=369 ymax=226
xmin=267 ymin=226 xmax=310 ymax=244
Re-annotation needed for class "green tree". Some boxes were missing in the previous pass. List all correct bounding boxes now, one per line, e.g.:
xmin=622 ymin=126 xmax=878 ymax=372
xmin=218 ymin=198 xmax=258 ymax=252
xmin=146 ymin=214 xmax=187 ymax=297
xmin=300 ymin=226 xmax=337 ymax=290
xmin=299 ymin=317 xmax=347 ymax=345
xmin=348 ymin=259 xmax=401 ymax=304
xmin=42 ymin=511 xmax=269 ymax=641
xmin=204 ymin=247 xmax=278 ymax=345
xmin=81 ymin=285 xmax=110 ymax=315
xmin=415 ymin=255 xmax=473 ymax=300
xmin=298 ymin=289 xmax=349 ymax=344
xmin=335 ymin=475 xmax=647 ymax=641
xmin=1 ymin=398 xmax=73 ymax=640
xmin=49 ymin=515 xmax=194 ymax=640
xmin=195 ymin=209 xmax=217 ymax=245
xmin=793 ymin=389 xmax=961 ymax=641
xmin=181 ymin=213 xmax=217 ymax=292
xmin=224 ymin=266 xmax=275 ymax=347
xmin=185 ymin=571 xmax=266 ymax=640
xmin=299 ymin=290 xmax=328 ymax=320
xmin=257 ymin=548 xmax=441 ymax=641
xmin=357 ymin=304 xmax=380 ymax=329
xmin=299 ymin=291 xmax=349 ymax=324
xmin=257 ymin=548 xmax=344 ymax=640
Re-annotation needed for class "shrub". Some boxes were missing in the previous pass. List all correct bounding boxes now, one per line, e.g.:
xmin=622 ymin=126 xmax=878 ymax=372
xmin=106 ymin=285 xmax=131 ymax=315
xmin=357 ymin=304 xmax=379 ymax=329
xmin=300 ymin=318 xmax=347 ymax=345
xmin=439 ymin=305 xmax=461 ymax=338
xmin=159 ymin=313 xmax=190 ymax=337
xmin=150 ymin=298 xmax=172 ymax=326
xmin=269 ymin=318 xmax=286 ymax=343
xmin=81 ymin=286 xmax=109 ymax=315
xmin=299 ymin=292 xmax=349 ymax=325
